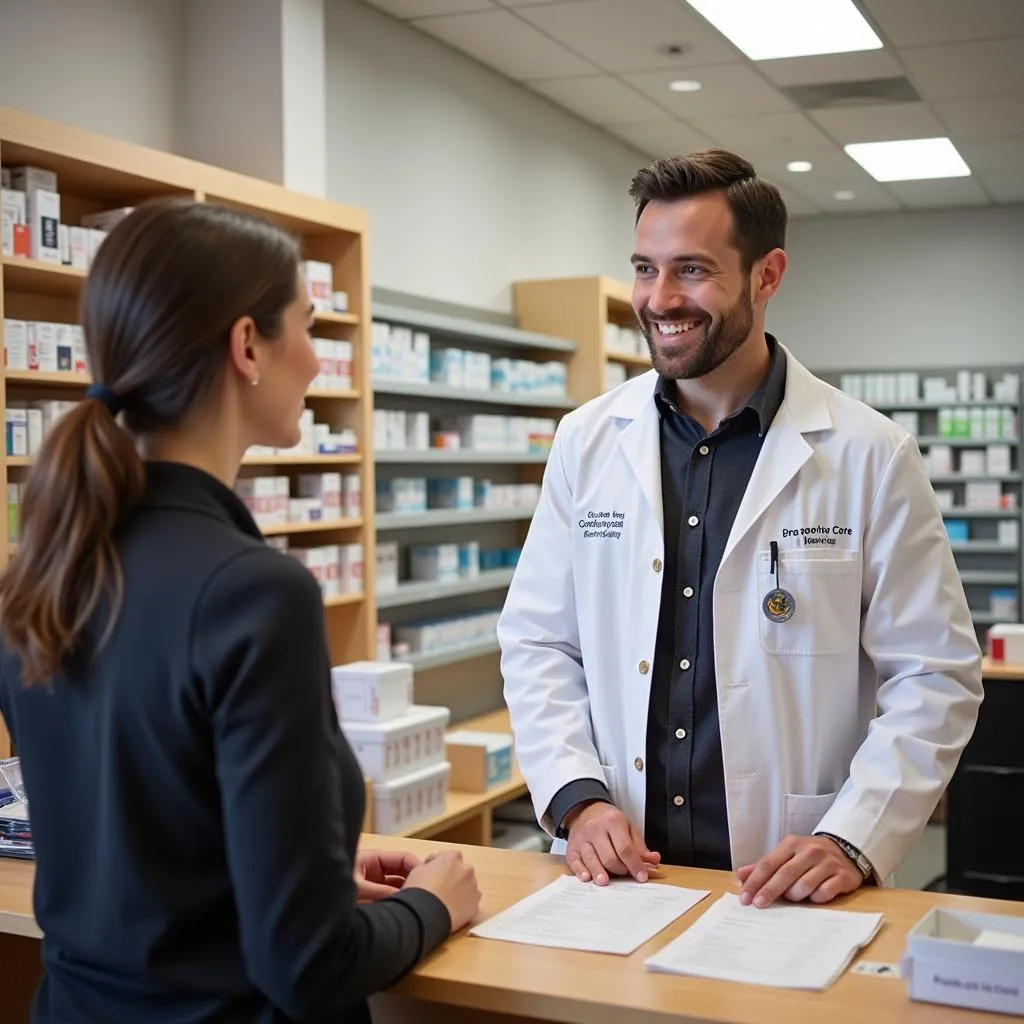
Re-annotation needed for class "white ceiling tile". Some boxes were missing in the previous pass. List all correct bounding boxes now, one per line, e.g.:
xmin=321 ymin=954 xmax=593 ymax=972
xmin=497 ymin=0 xmax=579 ymax=6
xmin=513 ymin=0 xmax=739 ymax=73
xmin=622 ymin=65 xmax=793 ymax=118
xmin=885 ymin=177 xmax=991 ymax=209
xmin=784 ymin=178 xmax=901 ymax=213
xmin=899 ymin=38 xmax=1024 ymax=100
xmin=756 ymin=50 xmax=903 ymax=88
xmin=934 ymin=97 xmax=1024 ymax=138
xmin=412 ymin=9 xmax=597 ymax=79
xmin=690 ymin=112 xmax=835 ymax=152
xmin=605 ymin=120 xmax=717 ymax=158
xmin=529 ymin=75 xmax=668 ymax=124
xmin=955 ymin=137 xmax=1024 ymax=172
xmin=862 ymin=0 xmax=1024 ymax=47
xmin=979 ymin=171 xmax=1024 ymax=203
xmin=809 ymin=102 xmax=946 ymax=143
xmin=737 ymin=147 xmax=872 ymax=184
xmin=366 ymin=0 xmax=495 ymax=17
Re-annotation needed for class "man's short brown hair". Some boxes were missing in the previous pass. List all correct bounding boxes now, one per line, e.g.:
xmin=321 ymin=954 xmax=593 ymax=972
xmin=629 ymin=149 xmax=788 ymax=270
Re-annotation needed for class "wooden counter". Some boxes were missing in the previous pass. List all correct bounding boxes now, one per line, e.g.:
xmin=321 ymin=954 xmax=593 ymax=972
xmin=4 ymin=836 xmax=1024 ymax=1024
xmin=982 ymin=657 xmax=1024 ymax=681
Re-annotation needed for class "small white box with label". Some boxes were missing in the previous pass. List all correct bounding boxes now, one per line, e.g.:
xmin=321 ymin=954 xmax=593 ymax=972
xmin=341 ymin=704 xmax=450 ymax=783
xmin=371 ymin=761 xmax=451 ymax=835
xmin=27 ymin=189 xmax=61 ymax=264
xmin=330 ymin=660 xmax=413 ymax=723
xmin=301 ymin=260 xmax=333 ymax=313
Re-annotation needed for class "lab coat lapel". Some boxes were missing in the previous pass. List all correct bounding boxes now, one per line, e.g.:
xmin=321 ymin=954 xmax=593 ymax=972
xmin=612 ymin=375 xmax=664 ymax=538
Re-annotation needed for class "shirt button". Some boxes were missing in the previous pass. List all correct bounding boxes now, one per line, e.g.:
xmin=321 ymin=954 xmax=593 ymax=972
xmin=688 ymin=515 xmax=699 ymax=527
xmin=699 ymin=445 xmax=710 ymax=456
xmin=638 ymin=659 xmax=650 ymax=674
xmin=634 ymin=757 xmax=644 ymax=772
xmin=682 ymin=586 xmax=694 ymax=598
xmin=680 ymin=658 xmax=691 ymax=670
xmin=676 ymin=728 xmax=687 ymax=740
xmin=652 ymin=558 xmax=663 ymax=573
xmin=673 ymin=795 xmax=685 ymax=807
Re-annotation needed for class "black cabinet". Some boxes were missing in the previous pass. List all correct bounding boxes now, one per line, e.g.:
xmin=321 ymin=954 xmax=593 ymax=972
xmin=946 ymin=677 xmax=1024 ymax=900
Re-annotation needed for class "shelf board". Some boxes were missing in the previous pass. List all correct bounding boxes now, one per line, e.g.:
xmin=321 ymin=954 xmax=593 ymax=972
xmin=376 ymin=507 xmax=535 ymax=531
xmin=928 ymin=474 xmax=1020 ymax=484
xmin=324 ymin=592 xmax=364 ymax=607
xmin=242 ymin=453 xmax=361 ymax=466
xmin=313 ymin=310 xmax=360 ymax=326
xmin=942 ymin=507 xmax=1020 ymax=518
xmin=305 ymin=388 xmax=360 ymax=399
xmin=372 ymin=302 xmax=575 ymax=354
xmin=959 ymin=570 xmax=1019 ymax=585
xmin=916 ymin=435 xmax=1019 ymax=447
xmin=873 ymin=398 xmax=1017 ymax=410
xmin=950 ymin=541 xmax=1020 ymax=554
xmin=403 ymin=637 xmax=501 ymax=672
xmin=2 ymin=256 xmax=86 ymax=296
xmin=605 ymin=349 xmax=651 ymax=368
xmin=374 ymin=449 xmax=548 ymax=465
xmin=261 ymin=517 xmax=363 ymax=537
xmin=4 ymin=370 xmax=92 ymax=387
xmin=971 ymin=611 xmax=1015 ymax=626
xmin=375 ymin=568 xmax=516 ymax=609
xmin=5 ymin=457 xmax=33 ymax=467
xmin=373 ymin=379 xmax=575 ymax=410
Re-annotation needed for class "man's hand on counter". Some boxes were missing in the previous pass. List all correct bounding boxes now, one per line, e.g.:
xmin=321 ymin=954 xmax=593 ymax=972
xmin=736 ymin=835 xmax=865 ymax=909
xmin=564 ymin=801 xmax=662 ymax=886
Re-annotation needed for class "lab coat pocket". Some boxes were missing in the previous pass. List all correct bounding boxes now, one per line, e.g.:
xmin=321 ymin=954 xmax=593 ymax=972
xmin=783 ymin=791 xmax=839 ymax=837
xmin=758 ymin=551 xmax=859 ymax=656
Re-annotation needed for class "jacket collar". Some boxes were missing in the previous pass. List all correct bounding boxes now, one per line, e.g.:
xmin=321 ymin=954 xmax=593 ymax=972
xmin=607 ymin=340 xmax=833 ymax=437
xmin=136 ymin=461 xmax=263 ymax=541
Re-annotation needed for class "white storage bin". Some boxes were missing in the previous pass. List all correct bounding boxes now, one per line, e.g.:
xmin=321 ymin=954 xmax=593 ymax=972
xmin=372 ymin=760 xmax=451 ymax=834
xmin=330 ymin=660 xmax=412 ymax=723
xmin=342 ymin=704 xmax=450 ymax=782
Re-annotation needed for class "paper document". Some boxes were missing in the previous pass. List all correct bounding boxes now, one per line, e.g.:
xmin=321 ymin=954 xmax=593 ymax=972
xmin=645 ymin=892 xmax=883 ymax=990
xmin=470 ymin=875 xmax=710 ymax=956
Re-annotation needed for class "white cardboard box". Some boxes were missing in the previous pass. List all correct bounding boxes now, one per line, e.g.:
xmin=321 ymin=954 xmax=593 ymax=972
xmin=26 ymin=189 xmax=61 ymax=264
xmin=372 ymin=760 xmax=451 ymax=835
xmin=331 ymin=660 xmax=412 ymax=722
xmin=901 ymin=907 xmax=1024 ymax=1015
xmin=341 ymin=704 xmax=450 ymax=783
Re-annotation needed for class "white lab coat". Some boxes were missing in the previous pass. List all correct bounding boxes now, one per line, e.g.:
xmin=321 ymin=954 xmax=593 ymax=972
xmin=498 ymin=347 xmax=982 ymax=881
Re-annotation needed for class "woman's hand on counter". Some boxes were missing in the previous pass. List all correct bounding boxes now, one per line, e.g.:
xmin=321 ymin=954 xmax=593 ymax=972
xmin=355 ymin=849 xmax=423 ymax=902
xmin=404 ymin=850 xmax=482 ymax=932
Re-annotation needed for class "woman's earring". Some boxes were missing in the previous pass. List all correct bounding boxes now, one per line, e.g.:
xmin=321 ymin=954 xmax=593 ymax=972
xmin=251 ymin=375 xmax=260 ymax=387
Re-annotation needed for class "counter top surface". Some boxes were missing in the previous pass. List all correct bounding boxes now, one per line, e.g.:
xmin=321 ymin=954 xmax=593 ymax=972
xmin=7 ymin=834 xmax=1022 ymax=1023
xmin=982 ymin=656 xmax=1024 ymax=680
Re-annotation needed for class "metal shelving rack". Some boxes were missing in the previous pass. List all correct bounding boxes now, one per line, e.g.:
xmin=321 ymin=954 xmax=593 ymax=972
xmin=822 ymin=365 xmax=1022 ymax=641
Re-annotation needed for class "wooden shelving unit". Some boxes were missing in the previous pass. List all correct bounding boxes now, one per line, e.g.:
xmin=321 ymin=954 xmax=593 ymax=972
xmin=0 ymin=107 xmax=377 ymax=758
xmin=513 ymin=275 xmax=651 ymax=403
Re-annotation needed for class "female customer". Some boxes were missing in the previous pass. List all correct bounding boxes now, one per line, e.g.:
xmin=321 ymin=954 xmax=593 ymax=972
xmin=0 ymin=198 xmax=480 ymax=1023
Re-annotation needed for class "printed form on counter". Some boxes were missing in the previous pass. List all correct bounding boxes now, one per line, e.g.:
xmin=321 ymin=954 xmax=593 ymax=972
xmin=469 ymin=875 xmax=709 ymax=956
xmin=645 ymin=892 xmax=883 ymax=990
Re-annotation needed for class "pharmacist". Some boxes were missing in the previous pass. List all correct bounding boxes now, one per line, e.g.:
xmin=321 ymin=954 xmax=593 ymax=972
xmin=498 ymin=149 xmax=983 ymax=909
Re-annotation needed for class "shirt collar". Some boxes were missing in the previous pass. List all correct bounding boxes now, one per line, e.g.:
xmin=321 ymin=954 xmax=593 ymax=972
xmin=654 ymin=333 xmax=787 ymax=436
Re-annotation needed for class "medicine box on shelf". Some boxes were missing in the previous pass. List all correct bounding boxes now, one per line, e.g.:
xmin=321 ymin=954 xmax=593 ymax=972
xmin=901 ymin=907 xmax=1024 ymax=1016
xmin=330 ymin=660 xmax=413 ymax=723
xmin=446 ymin=730 xmax=514 ymax=792
xmin=372 ymin=760 xmax=451 ymax=834
xmin=341 ymin=704 xmax=450 ymax=783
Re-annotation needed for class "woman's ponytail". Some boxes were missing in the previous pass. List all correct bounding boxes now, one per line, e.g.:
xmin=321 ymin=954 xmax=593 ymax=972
xmin=0 ymin=397 xmax=144 ymax=685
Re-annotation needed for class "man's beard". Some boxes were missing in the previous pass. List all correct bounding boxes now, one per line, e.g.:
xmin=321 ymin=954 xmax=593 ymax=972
xmin=640 ymin=284 xmax=754 ymax=381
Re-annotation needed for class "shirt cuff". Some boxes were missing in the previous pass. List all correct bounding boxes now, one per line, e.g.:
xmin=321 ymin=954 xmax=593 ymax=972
xmin=548 ymin=778 xmax=612 ymax=834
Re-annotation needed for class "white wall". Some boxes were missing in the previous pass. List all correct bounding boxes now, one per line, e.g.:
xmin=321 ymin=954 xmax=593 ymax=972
xmin=0 ymin=0 xmax=182 ymax=152
xmin=324 ymin=0 xmax=646 ymax=313
xmin=773 ymin=205 xmax=1024 ymax=372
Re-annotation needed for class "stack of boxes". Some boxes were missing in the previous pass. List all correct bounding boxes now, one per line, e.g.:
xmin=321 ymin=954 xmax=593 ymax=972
xmin=5 ymin=399 xmax=78 ymax=457
xmin=373 ymin=409 xmax=556 ymax=455
xmin=331 ymin=661 xmax=450 ymax=834
xmin=3 ymin=319 xmax=88 ymax=376
xmin=301 ymin=260 xmax=348 ymax=316
xmin=236 ymin=472 xmax=361 ymax=528
xmin=387 ymin=608 xmax=501 ymax=658
xmin=287 ymin=544 xmax=364 ymax=599
xmin=310 ymin=339 xmax=354 ymax=392
xmin=374 ymin=540 xmax=519 ymax=591
xmin=604 ymin=323 xmax=645 ymax=357
xmin=247 ymin=409 xmax=357 ymax=459
xmin=374 ymin=476 xmax=540 ymax=516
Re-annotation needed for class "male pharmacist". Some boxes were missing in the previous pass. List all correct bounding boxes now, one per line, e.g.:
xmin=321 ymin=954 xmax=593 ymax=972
xmin=498 ymin=149 xmax=983 ymax=908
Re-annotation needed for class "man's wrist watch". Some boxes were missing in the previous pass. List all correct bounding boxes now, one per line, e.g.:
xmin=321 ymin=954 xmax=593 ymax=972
xmin=815 ymin=832 xmax=873 ymax=880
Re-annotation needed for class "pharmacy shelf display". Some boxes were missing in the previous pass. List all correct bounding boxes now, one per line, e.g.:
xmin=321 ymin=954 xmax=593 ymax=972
xmin=370 ymin=304 xmax=576 ymax=673
xmin=513 ymin=275 xmax=652 ymax=403
xmin=827 ymin=366 xmax=1022 ymax=636
xmin=0 ymin=107 xmax=378 ymax=758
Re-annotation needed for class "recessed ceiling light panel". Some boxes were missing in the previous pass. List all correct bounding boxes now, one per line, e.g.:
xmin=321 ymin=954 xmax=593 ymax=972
xmin=669 ymin=79 xmax=703 ymax=92
xmin=833 ymin=190 xmax=856 ymax=201
xmin=787 ymin=160 xmax=813 ymax=172
xmin=844 ymin=138 xmax=971 ymax=182
xmin=685 ymin=0 xmax=883 ymax=61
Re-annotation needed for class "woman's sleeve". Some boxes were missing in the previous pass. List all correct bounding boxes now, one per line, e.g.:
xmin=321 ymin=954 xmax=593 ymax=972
xmin=191 ymin=548 xmax=450 ymax=1019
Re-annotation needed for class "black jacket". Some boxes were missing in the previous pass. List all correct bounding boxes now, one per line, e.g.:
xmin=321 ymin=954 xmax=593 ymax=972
xmin=0 ymin=461 xmax=449 ymax=1023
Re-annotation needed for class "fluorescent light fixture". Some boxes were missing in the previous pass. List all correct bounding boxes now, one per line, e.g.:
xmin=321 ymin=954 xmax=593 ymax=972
xmin=685 ymin=0 xmax=882 ymax=61
xmin=787 ymin=160 xmax=813 ymax=173
xmin=833 ymin=189 xmax=856 ymax=201
xmin=669 ymin=79 xmax=702 ymax=92
xmin=844 ymin=138 xmax=971 ymax=182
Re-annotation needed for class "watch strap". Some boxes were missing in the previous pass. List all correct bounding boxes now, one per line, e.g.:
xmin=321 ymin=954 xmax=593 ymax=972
xmin=815 ymin=831 xmax=872 ymax=879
